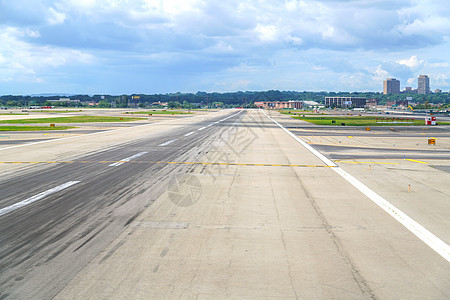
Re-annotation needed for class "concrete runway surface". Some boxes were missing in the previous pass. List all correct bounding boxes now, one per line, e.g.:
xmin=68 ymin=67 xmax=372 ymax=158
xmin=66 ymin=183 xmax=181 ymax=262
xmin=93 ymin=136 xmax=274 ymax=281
xmin=0 ymin=109 xmax=449 ymax=299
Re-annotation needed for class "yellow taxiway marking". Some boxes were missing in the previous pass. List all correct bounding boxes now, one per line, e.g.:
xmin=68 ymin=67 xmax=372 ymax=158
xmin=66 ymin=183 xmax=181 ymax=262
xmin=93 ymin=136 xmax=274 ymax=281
xmin=334 ymin=160 xmax=400 ymax=165
xmin=405 ymin=159 xmax=429 ymax=164
xmin=307 ymin=142 xmax=437 ymax=151
xmin=0 ymin=161 xmax=334 ymax=168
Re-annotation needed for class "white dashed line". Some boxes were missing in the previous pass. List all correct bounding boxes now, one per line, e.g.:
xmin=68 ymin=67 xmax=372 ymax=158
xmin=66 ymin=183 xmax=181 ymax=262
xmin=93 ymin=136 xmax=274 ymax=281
xmin=198 ymin=127 xmax=207 ymax=131
xmin=158 ymin=139 xmax=177 ymax=147
xmin=0 ymin=181 xmax=81 ymax=217
xmin=109 ymin=151 xmax=148 ymax=166
xmin=184 ymin=132 xmax=195 ymax=137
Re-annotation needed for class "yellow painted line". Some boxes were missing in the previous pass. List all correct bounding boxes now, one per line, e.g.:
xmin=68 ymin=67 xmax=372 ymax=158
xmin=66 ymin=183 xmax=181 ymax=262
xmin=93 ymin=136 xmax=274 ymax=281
xmin=307 ymin=142 xmax=431 ymax=151
xmin=0 ymin=160 xmax=336 ymax=168
xmin=347 ymin=136 xmax=353 ymax=138
xmin=405 ymin=159 xmax=429 ymax=164
xmin=334 ymin=160 xmax=400 ymax=165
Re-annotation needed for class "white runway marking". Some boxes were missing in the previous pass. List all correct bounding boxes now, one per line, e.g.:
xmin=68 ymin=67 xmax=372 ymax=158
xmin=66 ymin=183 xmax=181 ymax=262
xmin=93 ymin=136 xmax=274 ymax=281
xmin=109 ymin=151 xmax=148 ymax=166
xmin=184 ymin=131 xmax=195 ymax=137
xmin=0 ymin=181 xmax=81 ymax=217
xmin=198 ymin=127 xmax=207 ymax=131
xmin=262 ymin=109 xmax=450 ymax=262
xmin=158 ymin=139 xmax=177 ymax=147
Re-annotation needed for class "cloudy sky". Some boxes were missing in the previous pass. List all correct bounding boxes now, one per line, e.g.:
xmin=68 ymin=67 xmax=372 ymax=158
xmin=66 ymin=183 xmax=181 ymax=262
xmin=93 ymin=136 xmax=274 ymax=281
xmin=0 ymin=0 xmax=449 ymax=95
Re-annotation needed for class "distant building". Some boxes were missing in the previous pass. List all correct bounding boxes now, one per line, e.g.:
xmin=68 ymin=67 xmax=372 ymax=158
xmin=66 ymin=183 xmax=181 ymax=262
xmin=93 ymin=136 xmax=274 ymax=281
xmin=435 ymin=88 xmax=442 ymax=93
xmin=325 ymin=97 xmax=366 ymax=108
xmin=254 ymin=100 xmax=303 ymax=109
xmin=387 ymin=100 xmax=409 ymax=107
xmin=404 ymin=86 xmax=418 ymax=93
xmin=47 ymin=98 xmax=80 ymax=103
xmin=417 ymin=75 xmax=430 ymax=94
xmin=365 ymin=98 xmax=379 ymax=109
xmin=383 ymin=78 xmax=400 ymax=94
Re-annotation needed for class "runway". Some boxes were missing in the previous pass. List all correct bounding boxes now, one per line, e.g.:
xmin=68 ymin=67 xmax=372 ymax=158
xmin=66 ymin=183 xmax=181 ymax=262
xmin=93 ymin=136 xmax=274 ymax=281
xmin=0 ymin=110 xmax=243 ymax=299
xmin=1 ymin=109 xmax=449 ymax=299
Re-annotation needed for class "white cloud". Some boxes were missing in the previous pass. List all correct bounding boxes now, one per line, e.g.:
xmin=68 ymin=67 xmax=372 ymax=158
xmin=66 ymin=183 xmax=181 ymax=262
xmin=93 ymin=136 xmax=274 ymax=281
xmin=407 ymin=77 xmax=415 ymax=86
xmin=431 ymin=73 xmax=449 ymax=87
xmin=215 ymin=79 xmax=251 ymax=91
xmin=255 ymin=24 xmax=278 ymax=42
xmin=396 ymin=55 xmax=423 ymax=69
xmin=0 ymin=27 xmax=93 ymax=82
xmin=47 ymin=7 xmax=66 ymax=25
xmin=26 ymin=29 xmax=41 ymax=38
xmin=287 ymin=35 xmax=303 ymax=46
xmin=205 ymin=41 xmax=234 ymax=54
xmin=372 ymin=65 xmax=390 ymax=82
xmin=428 ymin=62 xmax=449 ymax=68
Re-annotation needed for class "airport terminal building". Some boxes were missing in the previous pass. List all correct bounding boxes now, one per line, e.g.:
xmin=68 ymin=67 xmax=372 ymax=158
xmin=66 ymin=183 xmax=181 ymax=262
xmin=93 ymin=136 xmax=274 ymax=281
xmin=254 ymin=100 xmax=303 ymax=109
xmin=325 ymin=97 xmax=367 ymax=108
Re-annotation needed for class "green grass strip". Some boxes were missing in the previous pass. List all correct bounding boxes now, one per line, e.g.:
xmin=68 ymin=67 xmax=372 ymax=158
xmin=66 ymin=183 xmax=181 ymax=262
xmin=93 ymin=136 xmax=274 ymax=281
xmin=0 ymin=126 xmax=76 ymax=131
xmin=0 ymin=116 xmax=144 ymax=124
xmin=292 ymin=116 xmax=437 ymax=126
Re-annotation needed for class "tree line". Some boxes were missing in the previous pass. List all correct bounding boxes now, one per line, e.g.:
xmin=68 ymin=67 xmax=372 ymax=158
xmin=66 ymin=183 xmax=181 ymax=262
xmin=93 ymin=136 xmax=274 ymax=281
xmin=0 ymin=90 xmax=448 ymax=108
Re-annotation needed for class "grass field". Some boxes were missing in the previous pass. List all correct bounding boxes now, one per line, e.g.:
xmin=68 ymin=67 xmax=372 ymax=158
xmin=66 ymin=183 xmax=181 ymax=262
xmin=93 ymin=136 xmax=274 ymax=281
xmin=0 ymin=126 xmax=76 ymax=131
xmin=126 ymin=110 xmax=191 ymax=115
xmin=292 ymin=116 xmax=450 ymax=126
xmin=0 ymin=116 xmax=144 ymax=124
